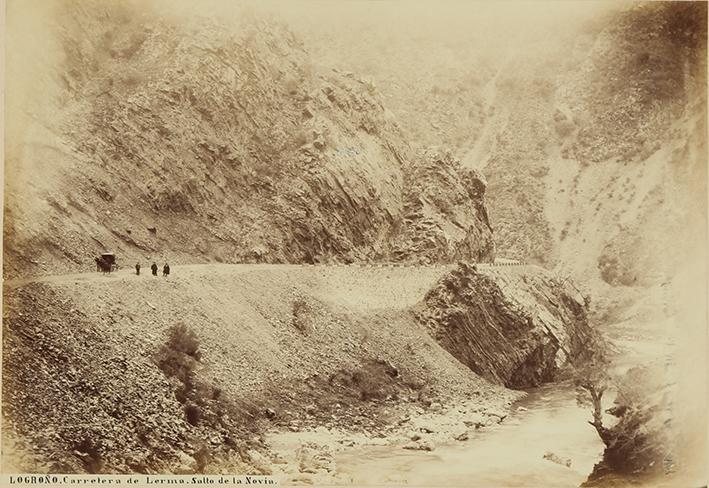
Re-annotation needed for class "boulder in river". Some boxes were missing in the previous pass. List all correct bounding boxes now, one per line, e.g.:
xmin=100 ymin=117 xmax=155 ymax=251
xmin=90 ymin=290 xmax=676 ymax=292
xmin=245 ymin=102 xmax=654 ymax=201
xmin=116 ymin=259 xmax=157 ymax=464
xmin=455 ymin=430 xmax=469 ymax=441
xmin=403 ymin=440 xmax=435 ymax=451
xmin=543 ymin=451 xmax=572 ymax=468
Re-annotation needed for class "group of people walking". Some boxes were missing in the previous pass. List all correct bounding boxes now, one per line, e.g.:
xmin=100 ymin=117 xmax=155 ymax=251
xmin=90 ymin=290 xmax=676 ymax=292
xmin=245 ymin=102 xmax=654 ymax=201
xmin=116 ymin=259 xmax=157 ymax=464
xmin=135 ymin=262 xmax=170 ymax=277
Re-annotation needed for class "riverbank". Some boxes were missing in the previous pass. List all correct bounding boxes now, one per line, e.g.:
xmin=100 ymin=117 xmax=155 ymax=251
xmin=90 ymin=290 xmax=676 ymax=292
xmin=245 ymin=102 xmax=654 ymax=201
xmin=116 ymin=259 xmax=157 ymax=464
xmin=266 ymin=382 xmax=604 ymax=486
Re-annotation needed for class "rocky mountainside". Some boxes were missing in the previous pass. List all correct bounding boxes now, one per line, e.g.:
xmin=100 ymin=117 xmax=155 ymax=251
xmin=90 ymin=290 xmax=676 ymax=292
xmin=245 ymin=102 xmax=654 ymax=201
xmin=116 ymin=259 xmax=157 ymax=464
xmin=276 ymin=1 xmax=507 ymax=151
xmin=469 ymin=1 xmax=706 ymax=290
xmin=3 ymin=1 xmax=495 ymax=279
xmin=390 ymin=149 xmax=494 ymax=264
xmin=544 ymin=2 xmax=706 ymax=288
xmin=292 ymin=1 xmax=707 ymax=299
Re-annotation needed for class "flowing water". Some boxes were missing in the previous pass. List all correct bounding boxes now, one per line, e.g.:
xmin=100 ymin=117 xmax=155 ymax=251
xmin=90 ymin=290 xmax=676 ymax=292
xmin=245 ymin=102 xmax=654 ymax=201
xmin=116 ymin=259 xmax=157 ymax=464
xmin=333 ymin=384 xmax=605 ymax=487
xmin=270 ymin=318 xmax=664 ymax=486
xmin=328 ymin=315 xmax=671 ymax=487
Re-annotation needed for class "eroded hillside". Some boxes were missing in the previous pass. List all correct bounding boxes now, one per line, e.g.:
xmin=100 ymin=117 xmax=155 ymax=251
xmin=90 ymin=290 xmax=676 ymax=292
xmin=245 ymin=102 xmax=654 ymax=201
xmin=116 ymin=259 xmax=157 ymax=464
xmin=3 ymin=1 xmax=495 ymax=279
xmin=293 ymin=1 xmax=707 ymax=298
xmin=2 ymin=263 xmax=592 ymax=475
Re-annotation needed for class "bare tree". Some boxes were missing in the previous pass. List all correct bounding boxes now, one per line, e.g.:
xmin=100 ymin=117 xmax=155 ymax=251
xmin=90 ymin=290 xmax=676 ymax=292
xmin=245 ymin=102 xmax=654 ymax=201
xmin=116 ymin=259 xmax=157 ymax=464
xmin=573 ymin=333 xmax=613 ymax=445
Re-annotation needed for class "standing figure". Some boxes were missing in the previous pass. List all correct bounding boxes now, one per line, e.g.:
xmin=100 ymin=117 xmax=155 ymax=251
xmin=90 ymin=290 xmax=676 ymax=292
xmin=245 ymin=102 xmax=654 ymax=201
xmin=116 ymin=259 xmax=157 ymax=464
xmin=151 ymin=262 xmax=158 ymax=276
xmin=135 ymin=263 xmax=141 ymax=275
xmin=163 ymin=263 xmax=170 ymax=277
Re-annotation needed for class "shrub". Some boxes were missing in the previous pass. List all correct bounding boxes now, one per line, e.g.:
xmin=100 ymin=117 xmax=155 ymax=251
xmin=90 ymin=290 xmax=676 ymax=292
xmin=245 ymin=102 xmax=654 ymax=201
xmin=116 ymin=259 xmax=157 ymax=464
xmin=152 ymin=324 xmax=263 ymax=474
xmin=292 ymin=298 xmax=309 ymax=333
xmin=154 ymin=324 xmax=202 ymax=396
xmin=167 ymin=323 xmax=201 ymax=360
xmin=185 ymin=404 xmax=202 ymax=426
xmin=348 ymin=370 xmax=373 ymax=401
xmin=157 ymin=348 xmax=195 ymax=388
xmin=347 ymin=361 xmax=401 ymax=401
xmin=154 ymin=324 xmax=203 ymax=408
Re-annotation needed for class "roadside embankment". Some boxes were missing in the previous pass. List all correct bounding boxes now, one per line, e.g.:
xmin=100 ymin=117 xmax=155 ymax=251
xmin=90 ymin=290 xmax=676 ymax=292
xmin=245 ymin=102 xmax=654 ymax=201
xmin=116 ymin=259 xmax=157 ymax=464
xmin=2 ymin=263 xmax=592 ymax=475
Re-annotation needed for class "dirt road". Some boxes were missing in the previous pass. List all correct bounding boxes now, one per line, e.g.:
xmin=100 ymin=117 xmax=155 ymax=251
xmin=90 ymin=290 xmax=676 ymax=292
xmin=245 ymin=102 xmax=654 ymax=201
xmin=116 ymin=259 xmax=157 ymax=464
xmin=4 ymin=262 xmax=535 ymax=311
xmin=3 ymin=261 xmax=532 ymax=287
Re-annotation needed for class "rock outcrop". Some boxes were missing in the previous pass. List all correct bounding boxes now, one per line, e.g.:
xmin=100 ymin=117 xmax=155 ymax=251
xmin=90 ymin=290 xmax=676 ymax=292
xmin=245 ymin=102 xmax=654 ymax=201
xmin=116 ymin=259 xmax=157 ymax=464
xmin=390 ymin=149 xmax=494 ymax=264
xmin=415 ymin=263 xmax=593 ymax=388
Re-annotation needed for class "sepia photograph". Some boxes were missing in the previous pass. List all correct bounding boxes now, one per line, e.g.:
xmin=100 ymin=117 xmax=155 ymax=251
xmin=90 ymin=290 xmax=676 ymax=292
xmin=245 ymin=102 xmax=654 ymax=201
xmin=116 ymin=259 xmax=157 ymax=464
xmin=1 ymin=0 xmax=707 ymax=486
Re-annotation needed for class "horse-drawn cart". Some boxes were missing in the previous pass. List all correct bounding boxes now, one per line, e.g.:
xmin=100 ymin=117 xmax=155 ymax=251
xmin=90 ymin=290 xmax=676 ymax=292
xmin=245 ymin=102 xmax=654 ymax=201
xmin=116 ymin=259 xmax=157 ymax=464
xmin=95 ymin=252 xmax=118 ymax=273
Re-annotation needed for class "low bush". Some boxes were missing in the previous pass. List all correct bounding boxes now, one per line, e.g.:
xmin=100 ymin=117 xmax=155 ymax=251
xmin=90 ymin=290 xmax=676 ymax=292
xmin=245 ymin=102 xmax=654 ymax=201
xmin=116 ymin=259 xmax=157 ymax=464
xmin=328 ymin=360 xmax=402 ymax=402
xmin=292 ymin=297 xmax=309 ymax=333
xmin=184 ymin=404 xmax=202 ymax=426
xmin=166 ymin=323 xmax=201 ymax=359
xmin=154 ymin=324 xmax=202 ymax=415
xmin=153 ymin=324 xmax=263 ymax=474
xmin=154 ymin=323 xmax=201 ymax=390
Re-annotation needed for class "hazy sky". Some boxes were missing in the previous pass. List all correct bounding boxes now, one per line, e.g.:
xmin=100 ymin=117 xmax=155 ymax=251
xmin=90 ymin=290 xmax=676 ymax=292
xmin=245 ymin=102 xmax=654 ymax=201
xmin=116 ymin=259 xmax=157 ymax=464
xmin=151 ymin=0 xmax=627 ymax=39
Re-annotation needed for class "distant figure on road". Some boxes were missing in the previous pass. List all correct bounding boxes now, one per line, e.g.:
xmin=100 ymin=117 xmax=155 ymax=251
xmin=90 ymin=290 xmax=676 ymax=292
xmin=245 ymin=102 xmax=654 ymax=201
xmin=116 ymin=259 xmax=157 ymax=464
xmin=135 ymin=263 xmax=141 ymax=275
xmin=163 ymin=263 xmax=170 ymax=277
xmin=151 ymin=262 xmax=158 ymax=276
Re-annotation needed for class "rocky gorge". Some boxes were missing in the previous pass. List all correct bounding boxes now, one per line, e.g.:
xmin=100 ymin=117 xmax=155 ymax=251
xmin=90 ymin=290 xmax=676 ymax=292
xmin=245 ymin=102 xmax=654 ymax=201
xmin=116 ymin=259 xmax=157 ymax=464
xmin=2 ymin=1 xmax=706 ymax=486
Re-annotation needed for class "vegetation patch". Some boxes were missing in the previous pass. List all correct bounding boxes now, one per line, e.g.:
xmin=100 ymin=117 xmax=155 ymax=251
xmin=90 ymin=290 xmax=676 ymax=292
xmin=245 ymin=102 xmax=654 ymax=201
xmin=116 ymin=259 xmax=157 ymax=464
xmin=153 ymin=324 xmax=265 ymax=473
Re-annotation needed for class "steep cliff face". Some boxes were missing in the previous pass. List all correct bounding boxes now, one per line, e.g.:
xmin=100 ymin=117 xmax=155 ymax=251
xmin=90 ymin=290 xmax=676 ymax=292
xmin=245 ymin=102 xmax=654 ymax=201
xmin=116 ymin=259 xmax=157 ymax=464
xmin=3 ymin=1 xmax=495 ymax=279
xmin=390 ymin=149 xmax=494 ymax=264
xmin=415 ymin=263 xmax=592 ymax=389
xmin=291 ymin=2 xmax=707 ymax=296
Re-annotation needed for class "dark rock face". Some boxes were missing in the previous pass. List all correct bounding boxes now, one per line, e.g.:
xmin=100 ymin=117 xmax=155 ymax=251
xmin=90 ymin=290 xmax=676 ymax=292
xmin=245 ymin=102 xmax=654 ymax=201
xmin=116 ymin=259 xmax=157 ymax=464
xmin=415 ymin=263 xmax=593 ymax=389
xmin=390 ymin=149 xmax=495 ymax=264
xmin=582 ymin=366 xmax=677 ymax=487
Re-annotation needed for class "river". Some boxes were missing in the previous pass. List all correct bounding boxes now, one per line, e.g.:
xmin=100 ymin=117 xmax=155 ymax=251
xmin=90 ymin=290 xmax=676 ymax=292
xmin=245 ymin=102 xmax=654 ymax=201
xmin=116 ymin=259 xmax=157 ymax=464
xmin=331 ymin=383 xmax=605 ymax=486
xmin=268 ymin=317 xmax=663 ymax=485
xmin=325 ymin=313 xmax=671 ymax=487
